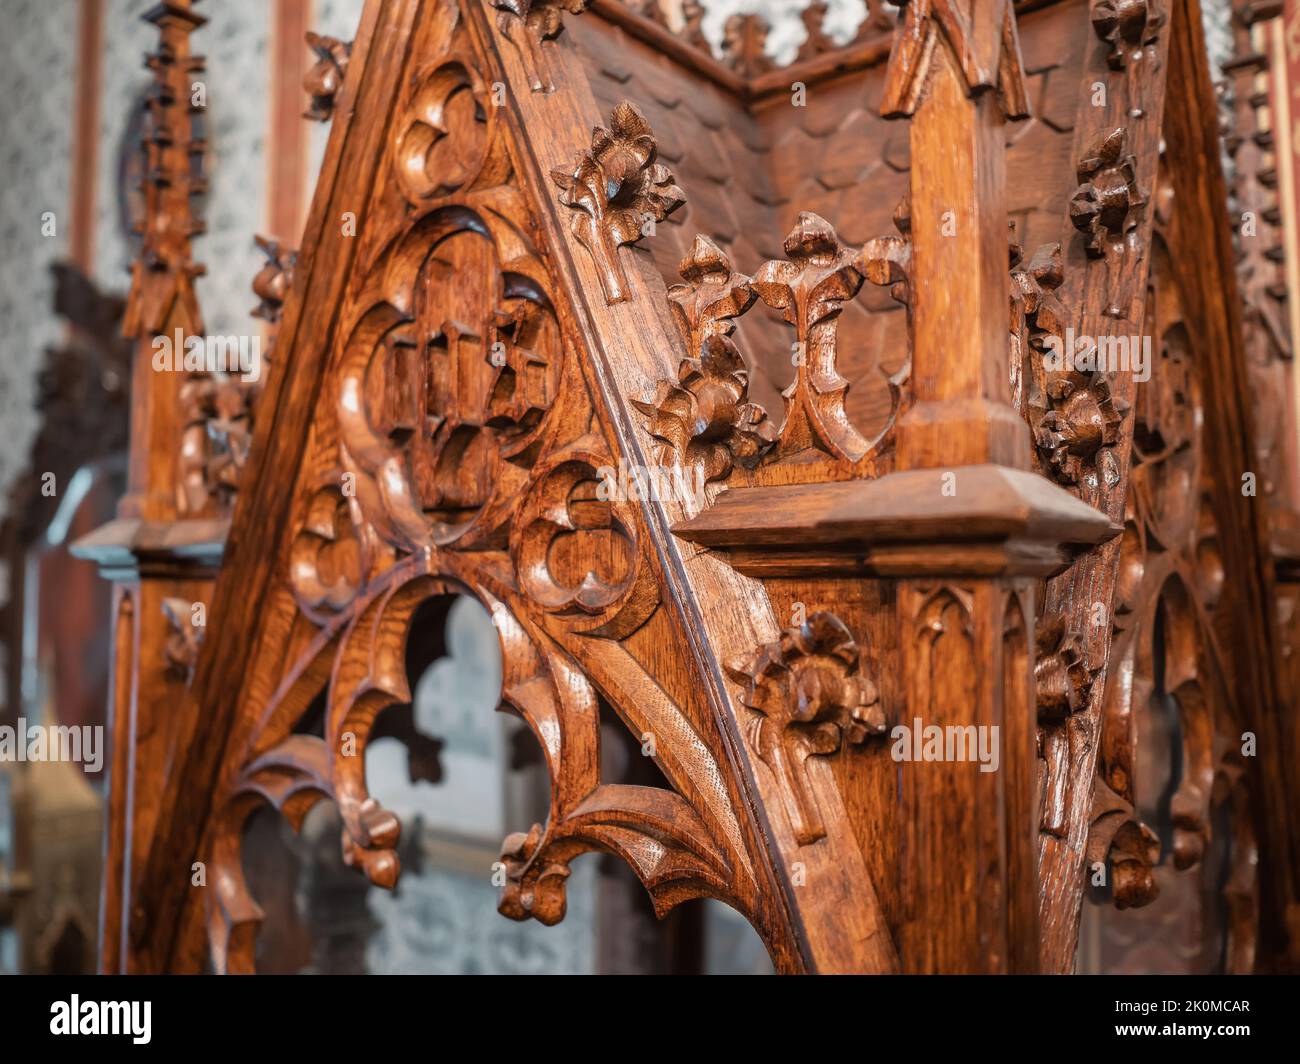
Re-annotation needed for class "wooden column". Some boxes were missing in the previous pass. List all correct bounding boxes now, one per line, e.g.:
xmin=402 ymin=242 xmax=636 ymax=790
xmin=881 ymin=0 xmax=1040 ymax=975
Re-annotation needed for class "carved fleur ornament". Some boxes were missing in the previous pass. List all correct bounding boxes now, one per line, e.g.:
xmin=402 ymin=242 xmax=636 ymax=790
xmin=634 ymin=335 xmax=776 ymax=483
xmin=551 ymin=101 xmax=685 ymax=303
xmin=728 ymin=612 xmax=885 ymax=846
xmin=752 ymin=212 xmax=869 ymax=462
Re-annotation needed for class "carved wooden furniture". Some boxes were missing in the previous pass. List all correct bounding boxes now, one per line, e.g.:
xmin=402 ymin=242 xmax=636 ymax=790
xmin=74 ymin=0 xmax=1300 ymax=974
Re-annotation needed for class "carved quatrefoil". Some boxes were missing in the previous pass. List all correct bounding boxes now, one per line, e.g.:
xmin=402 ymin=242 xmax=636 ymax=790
xmin=395 ymin=60 xmax=498 ymax=202
xmin=510 ymin=440 xmax=658 ymax=638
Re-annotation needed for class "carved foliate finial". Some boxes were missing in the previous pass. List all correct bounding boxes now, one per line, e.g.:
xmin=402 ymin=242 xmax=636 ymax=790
xmin=728 ymin=612 xmax=885 ymax=845
xmin=551 ymin=101 xmax=684 ymax=303
xmin=303 ymin=32 xmax=351 ymax=121
xmin=1070 ymin=127 xmax=1146 ymax=257
xmin=668 ymin=235 xmax=755 ymax=350
xmin=722 ymin=13 xmax=775 ymax=78
xmin=1034 ymin=613 xmax=1094 ymax=719
xmin=250 ymin=235 xmax=297 ymax=323
xmin=638 ymin=238 xmax=773 ymax=482
xmin=880 ymin=0 xmax=1030 ymax=119
xmin=796 ymin=2 xmax=837 ymax=61
xmin=681 ymin=0 xmax=709 ymax=51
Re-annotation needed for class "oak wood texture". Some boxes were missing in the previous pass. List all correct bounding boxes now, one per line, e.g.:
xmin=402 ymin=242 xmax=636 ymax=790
xmin=79 ymin=0 xmax=1300 ymax=974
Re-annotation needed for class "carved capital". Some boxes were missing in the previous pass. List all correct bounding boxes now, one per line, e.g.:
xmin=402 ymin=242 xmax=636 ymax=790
xmin=728 ymin=612 xmax=884 ymax=845
xmin=880 ymin=0 xmax=1029 ymax=119
xmin=551 ymin=102 xmax=684 ymax=304
xmin=303 ymin=32 xmax=351 ymax=122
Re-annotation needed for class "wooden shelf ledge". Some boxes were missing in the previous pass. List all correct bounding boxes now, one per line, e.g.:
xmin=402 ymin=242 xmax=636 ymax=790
xmin=673 ymin=464 xmax=1119 ymax=578
xmin=70 ymin=516 xmax=228 ymax=580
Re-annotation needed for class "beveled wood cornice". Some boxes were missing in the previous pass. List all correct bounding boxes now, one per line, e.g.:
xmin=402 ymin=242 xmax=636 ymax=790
xmin=673 ymin=465 xmax=1118 ymax=578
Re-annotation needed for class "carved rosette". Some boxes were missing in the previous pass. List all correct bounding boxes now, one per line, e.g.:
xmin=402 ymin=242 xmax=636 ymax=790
xmin=634 ymin=336 xmax=776 ymax=485
xmin=550 ymin=102 xmax=685 ymax=304
xmin=303 ymin=32 xmax=351 ymax=121
xmin=728 ymin=612 xmax=884 ymax=846
xmin=1071 ymin=129 xmax=1146 ymax=257
xmin=1035 ymin=372 xmax=1125 ymax=487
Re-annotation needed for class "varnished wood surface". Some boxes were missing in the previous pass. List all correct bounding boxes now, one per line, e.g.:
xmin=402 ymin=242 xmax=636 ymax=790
xmin=74 ymin=0 xmax=1300 ymax=974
